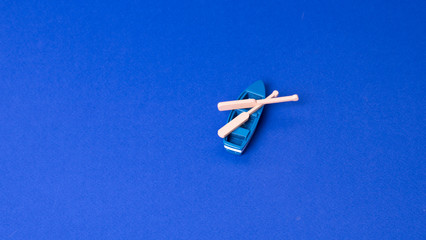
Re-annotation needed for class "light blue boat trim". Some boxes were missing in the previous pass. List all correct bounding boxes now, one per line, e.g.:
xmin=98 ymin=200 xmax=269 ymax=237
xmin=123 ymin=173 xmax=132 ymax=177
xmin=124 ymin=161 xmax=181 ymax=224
xmin=224 ymin=145 xmax=242 ymax=153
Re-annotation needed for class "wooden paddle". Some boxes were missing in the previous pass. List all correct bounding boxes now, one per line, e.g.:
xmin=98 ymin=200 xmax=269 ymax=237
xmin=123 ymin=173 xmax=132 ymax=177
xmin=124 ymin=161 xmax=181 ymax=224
xmin=217 ymin=90 xmax=279 ymax=138
xmin=218 ymin=94 xmax=299 ymax=111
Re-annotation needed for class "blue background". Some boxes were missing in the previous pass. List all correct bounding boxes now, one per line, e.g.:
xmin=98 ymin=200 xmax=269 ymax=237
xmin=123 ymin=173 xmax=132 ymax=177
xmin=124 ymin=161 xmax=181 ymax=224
xmin=1 ymin=0 xmax=425 ymax=239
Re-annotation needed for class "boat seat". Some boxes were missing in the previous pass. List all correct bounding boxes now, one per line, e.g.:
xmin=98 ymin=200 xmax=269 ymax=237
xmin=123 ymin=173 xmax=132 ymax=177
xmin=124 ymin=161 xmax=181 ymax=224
xmin=231 ymin=127 xmax=250 ymax=139
xmin=236 ymin=109 xmax=260 ymax=118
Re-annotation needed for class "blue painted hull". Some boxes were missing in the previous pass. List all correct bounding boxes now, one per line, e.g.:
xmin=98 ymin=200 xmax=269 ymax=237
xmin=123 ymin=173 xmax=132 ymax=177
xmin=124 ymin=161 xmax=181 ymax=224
xmin=223 ymin=81 xmax=266 ymax=155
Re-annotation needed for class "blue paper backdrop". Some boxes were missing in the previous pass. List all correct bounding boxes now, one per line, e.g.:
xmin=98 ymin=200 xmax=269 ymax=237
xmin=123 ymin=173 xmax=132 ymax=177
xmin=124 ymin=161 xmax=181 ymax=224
xmin=1 ymin=0 xmax=425 ymax=239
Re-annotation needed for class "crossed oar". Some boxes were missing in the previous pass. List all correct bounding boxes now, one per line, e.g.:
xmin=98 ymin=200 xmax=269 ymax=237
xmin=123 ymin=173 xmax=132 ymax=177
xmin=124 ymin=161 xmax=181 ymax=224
xmin=217 ymin=91 xmax=299 ymax=138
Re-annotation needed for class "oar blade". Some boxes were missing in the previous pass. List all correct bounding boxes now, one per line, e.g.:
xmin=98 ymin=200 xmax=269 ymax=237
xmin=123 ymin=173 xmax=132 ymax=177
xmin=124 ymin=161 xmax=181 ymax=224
xmin=217 ymin=112 xmax=250 ymax=138
xmin=217 ymin=99 xmax=256 ymax=111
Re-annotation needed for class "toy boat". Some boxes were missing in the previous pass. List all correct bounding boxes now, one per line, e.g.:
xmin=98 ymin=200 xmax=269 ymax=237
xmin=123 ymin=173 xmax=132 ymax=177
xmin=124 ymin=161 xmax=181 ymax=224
xmin=223 ymin=80 xmax=266 ymax=155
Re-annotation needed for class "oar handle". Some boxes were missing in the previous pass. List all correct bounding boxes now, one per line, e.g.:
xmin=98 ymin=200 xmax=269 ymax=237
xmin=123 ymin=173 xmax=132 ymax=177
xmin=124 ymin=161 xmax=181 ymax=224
xmin=257 ymin=94 xmax=298 ymax=105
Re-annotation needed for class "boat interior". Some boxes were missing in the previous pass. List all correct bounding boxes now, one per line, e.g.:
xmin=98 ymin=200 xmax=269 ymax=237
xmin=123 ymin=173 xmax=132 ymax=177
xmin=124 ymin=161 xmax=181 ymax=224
xmin=225 ymin=91 xmax=264 ymax=146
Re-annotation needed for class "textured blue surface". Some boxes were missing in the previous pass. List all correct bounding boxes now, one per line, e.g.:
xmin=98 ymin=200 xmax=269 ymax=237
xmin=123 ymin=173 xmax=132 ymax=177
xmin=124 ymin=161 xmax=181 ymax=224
xmin=0 ymin=1 xmax=425 ymax=239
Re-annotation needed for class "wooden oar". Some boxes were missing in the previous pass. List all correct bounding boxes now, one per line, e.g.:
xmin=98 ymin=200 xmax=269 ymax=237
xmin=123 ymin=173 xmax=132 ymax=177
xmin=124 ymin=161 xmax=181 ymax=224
xmin=217 ymin=90 xmax=279 ymax=138
xmin=218 ymin=94 xmax=298 ymax=111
